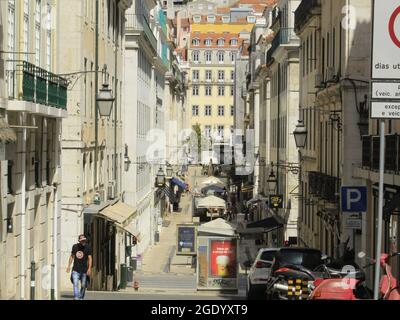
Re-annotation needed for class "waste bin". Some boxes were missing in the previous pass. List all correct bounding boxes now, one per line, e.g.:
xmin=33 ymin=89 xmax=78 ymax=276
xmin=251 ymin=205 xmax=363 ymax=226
xmin=120 ymin=264 xmax=127 ymax=289
xmin=127 ymin=266 xmax=134 ymax=283
xmin=155 ymin=231 xmax=160 ymax=243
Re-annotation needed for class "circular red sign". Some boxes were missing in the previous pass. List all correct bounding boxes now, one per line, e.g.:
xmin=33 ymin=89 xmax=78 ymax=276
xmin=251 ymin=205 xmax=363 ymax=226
xmin=389 ymin=6 xmax=400 ymax=48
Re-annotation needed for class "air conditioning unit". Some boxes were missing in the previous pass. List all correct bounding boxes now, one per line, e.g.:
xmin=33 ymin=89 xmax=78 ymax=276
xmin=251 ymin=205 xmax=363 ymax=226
xmin=315 ymin=73 xmax=324 ymax=88
xmin=326 ymin=67 xmax=338 ymax=83
xmin=108 ymin=180 xmax=116 ymax=200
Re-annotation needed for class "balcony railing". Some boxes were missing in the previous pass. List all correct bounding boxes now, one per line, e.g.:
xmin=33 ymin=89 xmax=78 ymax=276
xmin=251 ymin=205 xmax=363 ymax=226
xmin=267 ymin=28 xmax=297 ymax=64
xmin=308 ymin=171 xmax=340 ymax=203
xmin=362 ymin=134 xmax=400 ymax=173
xmin=6 ymin=60 xmax=68 ymax=110
xmin=294 ymin=0 xmax=321 ymax=32
xmin=125 ymin=14 xmax=157 ymax=53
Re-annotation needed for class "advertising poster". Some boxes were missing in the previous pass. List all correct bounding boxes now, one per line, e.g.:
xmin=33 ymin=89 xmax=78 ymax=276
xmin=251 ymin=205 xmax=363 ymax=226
xmin=177 ymin=225 xmax=196 ymax=255
xmin=209 ymin=239 xmax=237 ymax=281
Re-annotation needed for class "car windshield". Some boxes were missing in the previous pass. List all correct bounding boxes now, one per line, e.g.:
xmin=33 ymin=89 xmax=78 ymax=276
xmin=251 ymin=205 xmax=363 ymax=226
xmin=260 ymin=250 xmax=277 ymax=262
xmin=279 ymin=250 xmax=323 ymax=270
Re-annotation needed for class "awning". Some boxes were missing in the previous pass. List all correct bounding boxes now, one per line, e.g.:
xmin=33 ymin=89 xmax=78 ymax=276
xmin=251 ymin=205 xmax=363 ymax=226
xmin=201 ymin=184 xmax=225 ymax=194
xmin=197 ymin=195 xmax=226 ymax=209
xmin=0 ymin=117 xmax=16 ymax=143
xmin=238 ymin=216 xmax=283 ymax=234
xmin=162 ymin=186 xmax=177 ymax=202
xmin=247 ymin=216 xmax=283 ymax=229
xmin=171 ymin=177 xmax=188 ymax=190
xmin=99 ymin=201 xmax=137 ymax=225
xmin=122 ymin=223 xmax=142 ymax=242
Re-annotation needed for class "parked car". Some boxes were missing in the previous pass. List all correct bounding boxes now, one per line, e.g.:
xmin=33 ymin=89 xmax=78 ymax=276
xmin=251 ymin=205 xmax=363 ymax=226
xmin=246 ymin=248 xmax=278 ymax=299
xmin=265 ymin=247 xmax=327 ymax=300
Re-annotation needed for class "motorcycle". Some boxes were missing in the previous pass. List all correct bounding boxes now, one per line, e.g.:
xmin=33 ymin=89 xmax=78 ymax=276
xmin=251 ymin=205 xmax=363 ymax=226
xmin=310 ymin=251 xmax=400 ymax=300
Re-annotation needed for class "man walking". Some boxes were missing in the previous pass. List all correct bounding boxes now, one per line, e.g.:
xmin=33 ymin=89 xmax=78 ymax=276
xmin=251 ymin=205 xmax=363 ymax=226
xmin=66 ymin=234 xmax=92 ymax=300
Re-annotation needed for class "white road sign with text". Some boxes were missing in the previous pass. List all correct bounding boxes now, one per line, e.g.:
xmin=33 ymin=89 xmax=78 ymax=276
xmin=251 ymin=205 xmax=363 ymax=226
xmin=372 ymin=82 xmax=400 ymax=99
xmin=371 ymin=101 xmax=400 ymax=119
xmin=372 ymin=2 xmax=400 ymax=79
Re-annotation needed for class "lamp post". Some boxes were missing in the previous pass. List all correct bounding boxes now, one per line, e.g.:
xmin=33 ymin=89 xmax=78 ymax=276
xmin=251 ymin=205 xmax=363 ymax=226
xmin=267 ymin=169 xmax=277 ymax=194
xmin=166 ymin=163 xmax=173 ymax=179
xmin=293 ymin=120 xmax=308 ymax=149
xmin=155 ymin=167 xmax=166 ymax=188
xmin=96 ymin=68 xmax=115 ymax=117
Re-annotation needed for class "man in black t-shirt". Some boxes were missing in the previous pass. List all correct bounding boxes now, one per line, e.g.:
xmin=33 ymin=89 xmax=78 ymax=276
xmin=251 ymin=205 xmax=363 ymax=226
xmin=66 ymin=234 xmax=92 ymax=300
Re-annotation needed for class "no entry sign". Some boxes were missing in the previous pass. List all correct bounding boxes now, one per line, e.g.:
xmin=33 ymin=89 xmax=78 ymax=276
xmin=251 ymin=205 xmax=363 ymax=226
xmin=372 ymin=1 xmax=400 ymax=80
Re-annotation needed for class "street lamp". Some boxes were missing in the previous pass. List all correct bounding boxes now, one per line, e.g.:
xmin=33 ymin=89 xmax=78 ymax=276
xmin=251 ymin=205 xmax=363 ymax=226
xmin=166 ymin=163 xmax=173 ymax=179
xmin=124 ymin=156 xmax=131 ymax=172
xmin=267 ymin=169 xmax=277 ymax=193
xmin=96 ymin=80 xmax=114 ymax=117
xmin=293 ymin=120 xmax=308 ymax=149
xmin=155 ymin=167 xmax=166 ymax=187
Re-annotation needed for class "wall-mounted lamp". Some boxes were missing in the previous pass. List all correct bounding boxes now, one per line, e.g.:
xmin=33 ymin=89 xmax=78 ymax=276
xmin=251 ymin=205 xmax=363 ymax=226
xmin=6 ymin=217 xmax=13 ymax=233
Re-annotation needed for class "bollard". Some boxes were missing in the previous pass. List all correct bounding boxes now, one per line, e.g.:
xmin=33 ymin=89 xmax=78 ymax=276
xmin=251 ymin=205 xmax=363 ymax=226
xmin=30 ymin=261 xmax=35 ymax=300
xmin=120 ymin=264 xmax=127 ymax=289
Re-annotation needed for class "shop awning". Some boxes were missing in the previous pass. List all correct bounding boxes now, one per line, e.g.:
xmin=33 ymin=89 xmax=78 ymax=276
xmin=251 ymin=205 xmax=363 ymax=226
xmin=246 ymin=217 xmax=283 ymax=232
xmin=99 ymin=201 xmax=137 ymax=225
xmin=122 ymin=223 xmax=142 ymax=242
xmin=197 ymin=195 xmax=226 ymax=209
xmin=171 ymin=177 xmax=188 ymax=190
xmin=162 ymin=186 xmax=177 ymax=202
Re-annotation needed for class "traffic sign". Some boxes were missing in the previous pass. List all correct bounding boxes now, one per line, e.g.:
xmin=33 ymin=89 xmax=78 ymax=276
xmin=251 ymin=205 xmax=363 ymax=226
xmin=371 ymin=101 xmax=400 ymax=119
xmin=341 ymin=186 xmax=367 ymax=212
xmin=344 ymin=213 xmax=362 ymax=230
xmin=371 ymin=82 xmax=400 ymax=100
xmin=372 ymin=2 xmax=400 ymax=80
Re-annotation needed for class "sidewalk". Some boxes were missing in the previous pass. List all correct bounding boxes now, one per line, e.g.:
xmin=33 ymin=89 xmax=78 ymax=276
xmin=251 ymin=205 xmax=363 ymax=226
xmin=139 ymin=191 xmax=193 ymax=275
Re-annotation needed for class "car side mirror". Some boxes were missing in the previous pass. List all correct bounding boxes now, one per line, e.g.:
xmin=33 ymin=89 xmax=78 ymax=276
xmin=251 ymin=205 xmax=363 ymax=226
xmin=321 ymin=254 xmax=328 ymax=261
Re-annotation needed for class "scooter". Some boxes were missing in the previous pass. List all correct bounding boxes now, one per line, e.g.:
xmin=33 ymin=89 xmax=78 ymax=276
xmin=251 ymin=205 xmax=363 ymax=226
xmin=310 ymin=252 xmax=400 ymax=300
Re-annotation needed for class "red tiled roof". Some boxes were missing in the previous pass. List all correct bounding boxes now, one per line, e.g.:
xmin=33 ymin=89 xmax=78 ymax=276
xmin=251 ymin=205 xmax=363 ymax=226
xmin=189 ymin=32 xmax=242 ymax=49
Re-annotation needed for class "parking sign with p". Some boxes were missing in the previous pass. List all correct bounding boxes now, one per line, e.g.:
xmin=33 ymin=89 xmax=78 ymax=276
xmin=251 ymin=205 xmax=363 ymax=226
xmin=341 ymin=186 xmax=367 ymax=212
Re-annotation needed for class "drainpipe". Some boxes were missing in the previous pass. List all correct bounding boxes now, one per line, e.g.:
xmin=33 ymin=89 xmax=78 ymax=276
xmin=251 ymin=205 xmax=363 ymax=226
xmin=51 ymin=118 xmax=61 ymax=300
xmin=20 ymin=112 xmax=27 ymax=300
xmin=94 ymin=0 xmax=99 ymax=186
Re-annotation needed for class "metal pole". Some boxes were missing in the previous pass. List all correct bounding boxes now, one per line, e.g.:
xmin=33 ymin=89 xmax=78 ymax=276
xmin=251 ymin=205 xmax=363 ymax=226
xmin=374 ymin=120 xmax=385 ymax=300
xmin=30 ymin=261 xmax=35 ymax=300
xmin=94 ymin=0 xmax=99 ymax=186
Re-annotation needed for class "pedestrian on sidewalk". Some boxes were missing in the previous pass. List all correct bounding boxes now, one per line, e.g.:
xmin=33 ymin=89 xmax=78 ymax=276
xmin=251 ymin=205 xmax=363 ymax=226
xmin=66 ymin=234 xmax=92 ymax=300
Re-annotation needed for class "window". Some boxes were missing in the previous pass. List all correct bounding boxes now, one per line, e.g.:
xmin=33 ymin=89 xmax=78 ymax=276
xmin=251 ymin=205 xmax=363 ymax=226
xmin=230 ymin=105 xmax=235 ymax=116
xmin=205 ymin=70 xmax=212 ymax=81
xmin=192 ymin=70 xmax=199 ymax=81
xmin=205 ymin=38 xmax=212 ymax=46
xmin=205 ymin=51 xmax=212 ymax=63
xmin=230 ymin=52 xmax=236 ymax=62
xmin=192 ymin=85 xmax=199 ymax=96
xmin=217 ymin=125 xmax=224 ymax=138
xmin=218 ymin=105 xmax=225 ymax=116
xmin=218 ymin=86 xmax=225 ymax=96
xmin=231 ymin=70 xmax=235 ymax=80
xmin=23 ymin=0 xmax=29 ymax=61
xmin=193 ymin=15 xmax=201 ymax=23
xmin=205 ymin=105 xmax=212 ymax=116
xmin=205 ymin=125 xmax=212 ymax=138
xmin=247 ymin=16 xmax=256 ymax=23
xmin=217 ymin=38 xmax=225 ymax=46
xmin=218 ymin=51 xmax=224 ymax=63
xmin=218 ymin=70 xmax=225 ymax=81
xmin=230 ymin=86 xmax=234 ymax=96
xmin=7 ymin=0 xmax=15 ymax=98
xmin=207 ymin=15 xmax=215 ymax=23
xmin=230 ymin=38 xmax=238 ymax=46
xmin=192 ymin=50 xmax=199 ymax=63
xmin=192 ymin=38 xmax=200 ymax=46
xmin=205 ymin=86 xmax=212 ymax=96
xmin=46 ymin=3 xmax=51 ymax=71
xmin=192 ymin=105 xmax=199 ymax=116
xmin=222 ymin=16 xmax=230 ymax=23
xmin=35 ymin=0 xmax=41 ymax=66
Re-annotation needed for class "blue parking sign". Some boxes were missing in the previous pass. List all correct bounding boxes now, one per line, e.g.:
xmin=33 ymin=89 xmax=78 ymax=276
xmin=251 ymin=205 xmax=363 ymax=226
xmin=341 ymin=186 xmax=367 ymax=212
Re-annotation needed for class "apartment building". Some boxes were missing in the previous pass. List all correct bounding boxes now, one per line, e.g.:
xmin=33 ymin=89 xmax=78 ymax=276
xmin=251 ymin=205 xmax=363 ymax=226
xmin=0 ymin=0 xmax=66 ymax=300
xmin=58 ymin=0 xmax=132 ymax=292
xmin=187 ymin=14 xmax=255 ymax=164
xmin=294 ymin=0 xmax=372 ymax=264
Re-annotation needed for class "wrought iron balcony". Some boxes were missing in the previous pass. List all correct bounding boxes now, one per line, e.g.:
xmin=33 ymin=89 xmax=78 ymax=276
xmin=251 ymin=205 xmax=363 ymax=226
xmin=6 ymin=60 xmax=68 ymax=110
xmin=308 ymin=171 xmax=340 ymax=203
xmin=266 ymin=28 xmax=297 ymax=64
xmin=294 ymin=0 xmax=321 ymax=32
xmin=125 ymin=14 xmax=157 ymax=53
xmin=362 ymin=134 xmax=400 ymax=173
